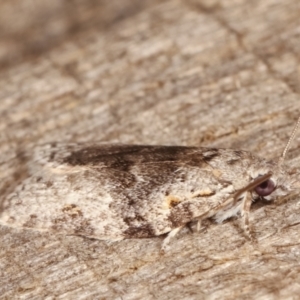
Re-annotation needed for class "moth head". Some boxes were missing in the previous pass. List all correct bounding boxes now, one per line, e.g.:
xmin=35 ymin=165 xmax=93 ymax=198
xmin=250 ymin=168 xmax=287 ymax=201
xmin=254 ymin=177 xmax=276 ymax=197
xmin=251 ymin=166 xmax=300 ymax=202
xmin=251 ymin=116 xmax=300 ymax=201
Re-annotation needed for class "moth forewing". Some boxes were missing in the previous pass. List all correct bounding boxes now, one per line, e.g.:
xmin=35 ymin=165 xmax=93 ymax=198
xmin=0 ymin=117 xmax=299 ymax=250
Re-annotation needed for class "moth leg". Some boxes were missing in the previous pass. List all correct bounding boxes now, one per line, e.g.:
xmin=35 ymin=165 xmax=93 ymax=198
xmin=186 ymin=219 xmax=202 ymax=233
xmin=240 ymin=191 xmax=253 ymax=240
xmin=161 ymin=226 xmax=183 ymax=251
xmin=196 ymin=219 xmax=202 ymax=232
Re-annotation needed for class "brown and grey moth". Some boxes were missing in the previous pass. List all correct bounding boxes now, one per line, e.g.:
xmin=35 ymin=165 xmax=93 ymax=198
xmin=1 ymin=118 xmax=300 ymax=250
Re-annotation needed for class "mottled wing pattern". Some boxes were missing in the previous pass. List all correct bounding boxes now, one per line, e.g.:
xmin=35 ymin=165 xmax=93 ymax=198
xmin=0 ymin=143 xmax=257 ymax=239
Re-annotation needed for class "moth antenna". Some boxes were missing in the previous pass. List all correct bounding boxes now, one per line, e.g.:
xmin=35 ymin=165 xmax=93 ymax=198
xmin=278 ymin=116 xmax=300 ymax=166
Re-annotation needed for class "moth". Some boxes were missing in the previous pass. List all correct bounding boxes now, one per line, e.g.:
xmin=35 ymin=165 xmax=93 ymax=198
xmin=0 ymin=118 xmax=299 ymax=250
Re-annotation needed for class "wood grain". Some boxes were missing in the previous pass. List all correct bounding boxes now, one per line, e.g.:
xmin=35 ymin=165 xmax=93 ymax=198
xmin=1 ymin=0 xmax=300 ymax=299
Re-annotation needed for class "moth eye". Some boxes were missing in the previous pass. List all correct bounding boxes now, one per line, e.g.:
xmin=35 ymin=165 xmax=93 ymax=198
xmin=254 ymin=179 xmax=276 ymax=197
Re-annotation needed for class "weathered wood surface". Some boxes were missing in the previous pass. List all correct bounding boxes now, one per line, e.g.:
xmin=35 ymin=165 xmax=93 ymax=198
xmin=1 ymin=0 xmax=300 ymax=299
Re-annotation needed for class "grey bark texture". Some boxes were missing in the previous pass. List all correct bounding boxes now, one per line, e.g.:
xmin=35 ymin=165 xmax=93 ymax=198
xmin=1 ymin=0 xmax=300 ymax=299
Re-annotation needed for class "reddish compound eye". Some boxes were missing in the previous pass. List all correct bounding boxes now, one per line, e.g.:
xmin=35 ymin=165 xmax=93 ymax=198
xmin=254 ymin=179 xmax=276 ymax=196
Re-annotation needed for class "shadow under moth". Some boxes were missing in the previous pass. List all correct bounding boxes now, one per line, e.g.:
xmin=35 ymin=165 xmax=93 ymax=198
xmin=1 ymin=118 xmax=300 ymax=250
